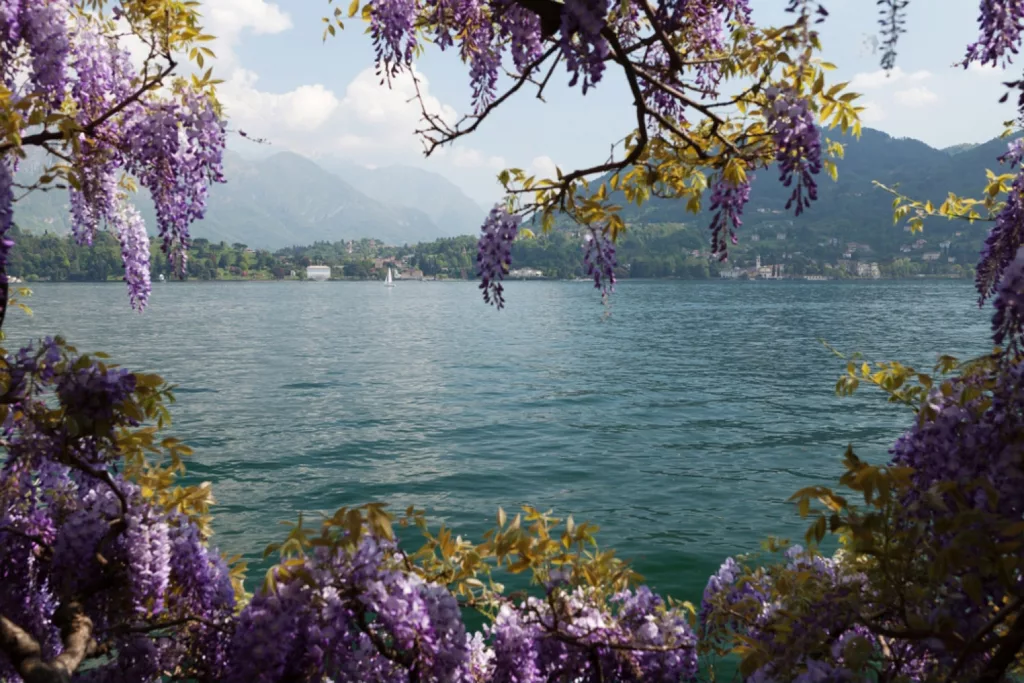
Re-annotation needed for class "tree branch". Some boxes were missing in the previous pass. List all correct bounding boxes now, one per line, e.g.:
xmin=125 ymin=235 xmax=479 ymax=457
xmin=0 ymin=526 xmax=51 ymax=552
xmin=0 ymin=602 xmax=95 ymax=683
xmin=637 ymin=0 xmax=683 ymax=74
xmin=977 ymin=610 xmax=1024 ymax=683
xmin=413 ymin=45 xmax=559 ymax=157
xmin=534 ymin=52 xmax=562 ymax=102
xmin=0 ymin=57 xmax=177 ymax=156
xmin=504 ymin=28 xmax=651 ymax=216
xmin=950 ymin=597 xmax=1024 ymax=680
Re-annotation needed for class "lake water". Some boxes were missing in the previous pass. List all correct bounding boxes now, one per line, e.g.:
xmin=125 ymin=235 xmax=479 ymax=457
xmin=3 ymin=279 xmax=991 ymax=605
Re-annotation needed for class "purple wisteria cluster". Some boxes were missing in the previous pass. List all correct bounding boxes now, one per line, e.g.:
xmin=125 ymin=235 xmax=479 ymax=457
xmin=977 ymin=140 xmax=1024 ymax=308
xmin=112 ymin=204 xmax=152 ymax=311
xmin=557 ymin=0 xmax=611 ymax=94
xmin=0 ymin=338 xmax=237 ymax=683
xmin=0 ymin=160 xmax=12 ymax=284
xmin=55 ymin=364 xmax=137 ymax=428
xmin=889 ymin=362 xmax=1024 ymax=520
xmin=763 ymin=86 xmax=822 ymax=217
xmin=122 ymin=91 xmax=227 ymax=276
xmin=707 ymin=173 xmax=753 ymax=260
xmin=700 ymin=546 xmax=954 ymax=683
xmin=991 ymin=245 xmax=1024 ymax=348
xmin=653 ymin=0 xmax=753 ymax=99
xmin=226 ymin=534 xmax=478 ymax=683
xmin=582 ymin=227 xmax=617 ymax=298
xmin=5 ymin=0 xmax=70 ymax=101
xmin=700 ymin=321 xmax=1024 ymax=682
xmin=487 ymin=586 xmax=698 ymax=682
xmin=367 ymin=0 xmax=753 ymax=115
xmin=0 ymin=5 xmax=226 ymax=313
xmin=476 ymin=205 xmax=520 ymax=309
xmin=227 ymin=531 xmax=698 ymax=683
xmin=965 ymin=0 xmax=1024 ymax=68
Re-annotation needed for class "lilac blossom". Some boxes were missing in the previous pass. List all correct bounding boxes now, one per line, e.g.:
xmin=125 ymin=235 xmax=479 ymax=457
xmin=476 ymin=205 xmax=520 ymax=308
xmin=764 ymin=86 xmax=822 ymax=216
xmin=112 ymin=201 xmax=152 ymax=311
xmin=964 ymin=0 xmax=1024 ymax=67
xmin=0 ymin=159 xmax=12 ymax=280
xmin=708 ymin=172 xmax=753 ymax=260
xmin=582 ymin=227 xmax=616 ymax=298
xmin=558 ymin=0 xmax=611 ymax=93
xmin=977 ymin=139 xmax=1024 ymax=304
xmin=19 ymin=0 xmax=70 ymax=100
xmin=992 ymin=245 xmax=1024 ymax=347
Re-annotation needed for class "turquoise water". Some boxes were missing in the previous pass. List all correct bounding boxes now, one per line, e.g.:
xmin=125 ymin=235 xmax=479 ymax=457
xmin=4 ymin=279 xmax=990 ymax=604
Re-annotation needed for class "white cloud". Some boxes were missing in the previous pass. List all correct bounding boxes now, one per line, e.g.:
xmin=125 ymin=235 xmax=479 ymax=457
xmin=850 ymin=66 xmax=931 ymax=90
xmin=528 ymin=155 xmax=558 ymax=179
xmin=167 ymin=0 xmax=292 ymax=73
xmin=336 ymin=68 xmax=457 ymax=146
xmin=219 ymin=69 xmax=339 ymax=132
xmin=859 ymin=101 xmax=886 ymax=123
xmin=893 ymin=86 xmax=939 ymax=107
xmin=205 ymin=0 xmax=292 ymax=37
xmin=220 ymin=64 xmax=503 ymax=201
xmin=967 ymin=61 xmax=1002 ymax=77
xmin=451 ymin=147 xmax=506 ymax=170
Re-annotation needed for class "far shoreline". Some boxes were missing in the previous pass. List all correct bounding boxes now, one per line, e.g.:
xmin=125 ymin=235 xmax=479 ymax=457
xmin=19 ymin=276 xmax=975 ymax=285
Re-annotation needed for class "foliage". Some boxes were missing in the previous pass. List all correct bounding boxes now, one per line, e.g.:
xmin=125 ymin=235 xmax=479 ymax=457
xmin=0 ymin=0 xmax=227 ymax=314
xmin=323 ymin=0 xmax=863 ymax=307
xmin=0 ymin=337 xmax=240 ymax=682
xmin=7 ymin=224 xmax=980 ymax=286
xmin=5 ymin=0 xmax=1024 ymax=682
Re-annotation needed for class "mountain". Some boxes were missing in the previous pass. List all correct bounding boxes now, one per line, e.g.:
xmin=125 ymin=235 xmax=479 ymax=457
xmin=10 ymin=128 xmax=1022 ymax=253
xmin=943 ymin=143 xmax=979 ymax=155
xmin=323 ymin=161 xmax=487 ymax=237
xmin=192 ymin=152 xmax=445 ymax=247
xmin=609 ymin=128 xmax=1022 ymax=256
xmin=11 ymin=151 xmax=469 ymax=249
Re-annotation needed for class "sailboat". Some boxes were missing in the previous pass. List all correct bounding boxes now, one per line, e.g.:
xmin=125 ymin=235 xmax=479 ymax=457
xmin=385 ymin=267 xmax=395 ymax=287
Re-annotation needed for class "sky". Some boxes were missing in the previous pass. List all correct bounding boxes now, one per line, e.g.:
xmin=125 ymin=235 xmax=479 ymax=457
xmin=194 ymin=0 xmax=1015 ymax=205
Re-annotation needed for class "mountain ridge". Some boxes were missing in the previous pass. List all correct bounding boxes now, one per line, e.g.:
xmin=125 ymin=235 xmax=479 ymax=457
xmin=11 ymin=150 xmax=480 ymax=249
xmin=9 ymin=128 xmax=1020 ymax=252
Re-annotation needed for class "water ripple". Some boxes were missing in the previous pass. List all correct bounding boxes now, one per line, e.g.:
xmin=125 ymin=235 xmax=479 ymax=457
xmin=6 ymin=279 xmax=989 ymax=602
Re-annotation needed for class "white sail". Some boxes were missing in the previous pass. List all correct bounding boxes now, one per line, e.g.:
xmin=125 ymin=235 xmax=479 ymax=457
xmin=385 ymin=267 xmax=394 ymax=286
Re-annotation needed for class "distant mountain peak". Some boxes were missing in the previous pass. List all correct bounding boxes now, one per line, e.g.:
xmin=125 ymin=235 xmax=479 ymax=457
xmin=321 ymin=159 xmax=488 ymax=234
xmin=942 ymin=142 xmax=979 ymax=156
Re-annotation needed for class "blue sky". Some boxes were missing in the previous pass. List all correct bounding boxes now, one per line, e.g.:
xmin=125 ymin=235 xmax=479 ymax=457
xmin=201 ymin=0 xmax=1015 ymax=204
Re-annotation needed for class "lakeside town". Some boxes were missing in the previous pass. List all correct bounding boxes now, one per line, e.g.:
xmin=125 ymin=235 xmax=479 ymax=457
xmin=6 ymin=225 xmax=975 ymax=284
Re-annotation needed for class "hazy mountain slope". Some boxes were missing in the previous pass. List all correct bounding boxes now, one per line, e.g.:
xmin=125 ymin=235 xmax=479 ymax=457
xmin=11 ymin=130 xmax=1022 ymax=252
xmin=12 ymin=150 xmax=447 ymax=248
xmin=942 ymin=143 xmax=979 ymax=155
xmin=611 ymin=128 xmax=1014 ymax=253
xmin=326 ymin=162 xmax=486 ymax=236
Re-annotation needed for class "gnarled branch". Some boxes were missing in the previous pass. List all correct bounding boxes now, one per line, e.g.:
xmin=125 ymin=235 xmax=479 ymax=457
xmin=0 ymin=602 xmax=96 ymax=683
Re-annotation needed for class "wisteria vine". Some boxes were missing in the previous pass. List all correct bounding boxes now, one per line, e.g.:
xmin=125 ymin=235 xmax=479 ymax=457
xmin=3 ymin=0 xmax=1024 ymax=681
xmin=408 ymin=0 xmax=838 ymax=308
xmin=0 ymin=1 xmax=226 ymax=314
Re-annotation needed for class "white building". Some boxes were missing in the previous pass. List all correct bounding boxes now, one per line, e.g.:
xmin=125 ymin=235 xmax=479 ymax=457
xmin=855 ymin=262 xmax=882 ymax=279
xmin=508 ymin=268 xmax=544 ymax=278
xmin=306 ymin=265 xmax=331 ymax=281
